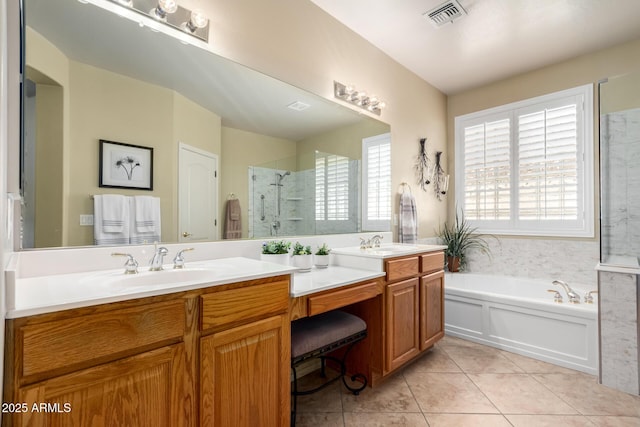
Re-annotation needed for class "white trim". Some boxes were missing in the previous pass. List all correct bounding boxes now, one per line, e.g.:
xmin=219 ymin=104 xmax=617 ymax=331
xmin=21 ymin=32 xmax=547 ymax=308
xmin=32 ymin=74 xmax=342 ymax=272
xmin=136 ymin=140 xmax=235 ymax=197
xmin=455 ymin=84 xmax=594 ymax=238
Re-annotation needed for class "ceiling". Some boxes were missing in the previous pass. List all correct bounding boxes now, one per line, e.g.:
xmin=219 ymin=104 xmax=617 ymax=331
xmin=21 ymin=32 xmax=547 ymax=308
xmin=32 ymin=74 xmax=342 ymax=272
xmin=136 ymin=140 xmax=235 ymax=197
xmin=309 ymin=0 xmax=640 ymax=94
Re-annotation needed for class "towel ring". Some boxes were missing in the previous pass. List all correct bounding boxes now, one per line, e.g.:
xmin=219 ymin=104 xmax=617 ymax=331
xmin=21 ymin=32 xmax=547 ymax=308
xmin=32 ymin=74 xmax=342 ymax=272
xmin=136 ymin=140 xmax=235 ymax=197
xmin=399 ymin=182 xmax=412 ymax=194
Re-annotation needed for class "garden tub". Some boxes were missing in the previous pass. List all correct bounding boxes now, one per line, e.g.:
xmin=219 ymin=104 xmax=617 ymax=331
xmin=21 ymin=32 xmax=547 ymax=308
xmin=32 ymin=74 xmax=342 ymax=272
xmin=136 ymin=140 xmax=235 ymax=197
xmin=444 ymin=273 xmax=598 ymax=374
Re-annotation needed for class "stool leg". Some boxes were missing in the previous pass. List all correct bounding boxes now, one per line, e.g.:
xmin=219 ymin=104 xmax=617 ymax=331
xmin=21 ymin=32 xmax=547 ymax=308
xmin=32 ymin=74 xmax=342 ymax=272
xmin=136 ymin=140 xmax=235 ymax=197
xmin=320 ymin=356 xmax=326 ymax=378
xmin=339 ymin=341 xmax=368 ymax=395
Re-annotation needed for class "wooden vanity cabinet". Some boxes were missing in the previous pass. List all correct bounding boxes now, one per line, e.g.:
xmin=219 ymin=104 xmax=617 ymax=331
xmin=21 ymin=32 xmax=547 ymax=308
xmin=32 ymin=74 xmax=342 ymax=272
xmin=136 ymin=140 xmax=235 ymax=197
xmin=383 ymin=250 xmax=445 ymax=376
xmin=3 ymin=274 xmax=291 ymax=427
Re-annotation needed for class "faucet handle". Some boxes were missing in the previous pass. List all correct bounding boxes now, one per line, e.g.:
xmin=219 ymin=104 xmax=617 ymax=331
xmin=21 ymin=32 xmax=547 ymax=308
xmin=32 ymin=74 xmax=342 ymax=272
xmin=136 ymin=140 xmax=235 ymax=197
xmin=112 ymin=253 xmax=139 ymax=275
xmin=547 ymin=289 xmax=563 ymax=303
xmin=173 ymin=248 xmax=195 ymax=269
xmin=359 ymin=238 xmax=368 ymax=250
xmin=585 ymin=290 xmax=598 ymax=304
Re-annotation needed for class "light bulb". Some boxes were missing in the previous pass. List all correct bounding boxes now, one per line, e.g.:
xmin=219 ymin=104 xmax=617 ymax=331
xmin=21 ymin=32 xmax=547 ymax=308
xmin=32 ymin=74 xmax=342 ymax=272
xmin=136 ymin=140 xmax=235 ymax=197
xmin=183 ymin=9 xmax=208 ymax=33
xmin=152 ymin=0 xmax=178 ymax=20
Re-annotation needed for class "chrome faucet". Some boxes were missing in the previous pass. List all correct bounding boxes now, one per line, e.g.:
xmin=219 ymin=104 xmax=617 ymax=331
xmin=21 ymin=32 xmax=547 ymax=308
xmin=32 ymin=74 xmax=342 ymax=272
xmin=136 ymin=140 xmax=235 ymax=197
xmin=584 ymin=290 xmax=598 ymax=304
xmin=112 ymin=253 xmax=139 ymax=274
xmin=369 ymin=235 xmax=384 ymax=248
xmin=149 ymin=246 xmax=169 ymax=271
xmin=552 ymin=280 xmax=580 ymax=304
xmin=173 ymin=248 xmax=195 ymax=269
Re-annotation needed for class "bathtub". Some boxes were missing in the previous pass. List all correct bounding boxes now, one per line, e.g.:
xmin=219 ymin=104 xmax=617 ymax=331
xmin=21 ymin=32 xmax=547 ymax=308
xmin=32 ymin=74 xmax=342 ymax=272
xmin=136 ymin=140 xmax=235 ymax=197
xmin=444 ymin=273 xmax=598 ymax=375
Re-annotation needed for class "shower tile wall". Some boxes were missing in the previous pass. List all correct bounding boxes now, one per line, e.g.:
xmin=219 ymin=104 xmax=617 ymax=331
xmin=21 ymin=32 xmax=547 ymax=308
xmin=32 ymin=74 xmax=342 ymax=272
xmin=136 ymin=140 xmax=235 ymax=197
xmin=601 ymin=108 xmax=640 ymax=260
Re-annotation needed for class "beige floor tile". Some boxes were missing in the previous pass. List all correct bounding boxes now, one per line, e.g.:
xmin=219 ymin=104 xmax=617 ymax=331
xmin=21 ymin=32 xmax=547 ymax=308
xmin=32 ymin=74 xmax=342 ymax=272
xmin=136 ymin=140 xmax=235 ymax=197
xmin=294 ymin=412 xmax=345 ymax=427
xmin=405 ymin=372 xmax=498 ymax=414
xmin=343 ymin=412 xmax=428 ymax=426
xmin=425 ymin=414 xmax=512 ymax=426
xmin=499 ymin=350 xmax=583 ymax=374
xmin=295 ymin=372 xmax=343 ymax=413
xmin=469 ymin=373 xmax=578 ymax=414
xmin=506 ymin=414 xmax=597 ymax=426
xmin=402 ymin=345 xmax=462 ymax=374
xmin=588 ymin=416 xmax=640 ymax=426
xmin=442 ymin=342 xmax=525 ymax=373
xmin=533 ymin=374 xmax=640 ymax=417
xmin=341 ymin=374 xmax=420 ymax=413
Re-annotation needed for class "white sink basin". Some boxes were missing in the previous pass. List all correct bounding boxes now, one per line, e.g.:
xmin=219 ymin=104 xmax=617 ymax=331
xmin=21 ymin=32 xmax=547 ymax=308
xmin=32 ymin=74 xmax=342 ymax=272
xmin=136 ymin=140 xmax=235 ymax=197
xmin=82 ymin=267 xmax=219 ymax=290
xmin=332 ymin=244 xmax=425 ymax=257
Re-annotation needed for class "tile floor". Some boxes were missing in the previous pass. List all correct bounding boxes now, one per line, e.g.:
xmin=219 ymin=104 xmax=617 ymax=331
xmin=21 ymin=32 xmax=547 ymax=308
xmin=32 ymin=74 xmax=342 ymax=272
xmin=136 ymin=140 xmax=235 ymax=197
xmin=294 ymin=336 xmax=640 ymax=427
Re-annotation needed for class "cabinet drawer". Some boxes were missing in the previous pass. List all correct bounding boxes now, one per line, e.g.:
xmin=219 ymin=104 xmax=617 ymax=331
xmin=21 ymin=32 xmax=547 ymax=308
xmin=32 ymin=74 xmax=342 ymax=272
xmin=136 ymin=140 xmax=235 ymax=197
xmin=386 ymin=257 xmax=419 ymax=282
xmin=201 ymin=279 xmax=289 ymax=330
xmin=21 ymin=300 xmax=185 ymax=378
xmin=308 ymin=281 xmax=381 ymax=316
xmin=420 ymin=251 xmax=444 ymax=274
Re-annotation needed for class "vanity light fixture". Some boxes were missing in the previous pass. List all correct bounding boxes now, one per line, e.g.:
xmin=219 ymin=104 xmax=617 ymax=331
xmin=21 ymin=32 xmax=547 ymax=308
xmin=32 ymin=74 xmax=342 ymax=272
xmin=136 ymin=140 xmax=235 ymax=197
xmin=334 ymin=81 xmax=386 ymax=116
xmin=152 ymin=0 xmax=178 ymax=21
xmin=107 ymin=0 xmax=210 ymax=42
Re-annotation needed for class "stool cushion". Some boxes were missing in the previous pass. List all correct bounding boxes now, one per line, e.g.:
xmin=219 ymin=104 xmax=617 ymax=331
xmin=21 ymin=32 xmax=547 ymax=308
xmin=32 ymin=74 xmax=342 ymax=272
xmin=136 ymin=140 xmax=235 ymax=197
xmin=291 ymin=310 xmax=367 ymax=358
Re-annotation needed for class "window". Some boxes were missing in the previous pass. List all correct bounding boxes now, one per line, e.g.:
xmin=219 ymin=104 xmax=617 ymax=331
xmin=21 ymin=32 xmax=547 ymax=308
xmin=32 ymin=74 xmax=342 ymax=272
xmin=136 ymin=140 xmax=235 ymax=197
xmin=362 ymin=133 xmax=391 ymax=231
xmin=455 ymin=85 xmax=593 ymax=237
xmin=315 ymin=152 xmax=350 ymax=221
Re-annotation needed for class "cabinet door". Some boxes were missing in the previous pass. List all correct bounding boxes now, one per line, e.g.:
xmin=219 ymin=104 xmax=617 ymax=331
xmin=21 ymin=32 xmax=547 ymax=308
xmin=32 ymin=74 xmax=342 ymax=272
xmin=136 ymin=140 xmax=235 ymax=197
xmin=420 ymin=270 xmax=445 ymax=351
xmin=385 ymin=278 xmax=420 ymax=372
xmin=16 ymin=344 xmax=191 ymax=427
xmin=201 ymin=314 xmax=290 ymax=427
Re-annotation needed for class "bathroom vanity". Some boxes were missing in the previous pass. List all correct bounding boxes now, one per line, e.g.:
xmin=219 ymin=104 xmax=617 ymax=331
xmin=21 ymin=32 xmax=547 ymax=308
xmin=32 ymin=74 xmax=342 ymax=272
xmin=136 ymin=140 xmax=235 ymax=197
xmin=2 ymin=243 xmax=444 ymax=426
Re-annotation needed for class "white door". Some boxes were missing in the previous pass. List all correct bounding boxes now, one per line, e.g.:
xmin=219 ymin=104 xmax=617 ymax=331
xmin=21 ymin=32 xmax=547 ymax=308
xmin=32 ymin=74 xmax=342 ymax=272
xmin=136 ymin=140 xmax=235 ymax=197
xmin=178 ymin=143 xmax=218 ymax=242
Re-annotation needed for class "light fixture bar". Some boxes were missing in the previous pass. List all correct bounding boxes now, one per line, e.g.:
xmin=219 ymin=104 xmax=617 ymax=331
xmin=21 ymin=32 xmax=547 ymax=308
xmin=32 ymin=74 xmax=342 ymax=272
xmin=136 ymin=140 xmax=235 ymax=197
xmin=107 ymin=0 xmax=209 ymax=42
xmin=334 ymin=81 xmax=385 ymax=116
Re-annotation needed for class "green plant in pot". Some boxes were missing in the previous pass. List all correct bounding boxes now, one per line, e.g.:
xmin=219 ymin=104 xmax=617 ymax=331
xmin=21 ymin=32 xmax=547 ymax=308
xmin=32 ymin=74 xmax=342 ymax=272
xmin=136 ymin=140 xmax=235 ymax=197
xmin=291 ymin=242 xmax=313 ymax=271
xmin=438 ymin=210 xmax=491 ymax=272
xmin=314 ymin=243 xmax=331 ymax=268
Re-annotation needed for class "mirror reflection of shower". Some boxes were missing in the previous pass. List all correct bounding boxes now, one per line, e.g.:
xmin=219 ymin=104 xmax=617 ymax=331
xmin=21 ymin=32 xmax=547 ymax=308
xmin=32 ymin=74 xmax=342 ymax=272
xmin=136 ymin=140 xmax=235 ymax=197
xmin=270 ymin=171 xmax=290 ymax=234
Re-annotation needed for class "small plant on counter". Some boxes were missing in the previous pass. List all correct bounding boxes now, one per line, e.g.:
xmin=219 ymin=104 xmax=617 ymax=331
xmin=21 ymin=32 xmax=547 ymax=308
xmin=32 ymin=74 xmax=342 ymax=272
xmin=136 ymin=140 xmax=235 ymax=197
xmin=262 ymin=240 xmax=291 ymax=255
xmin=315 ymin=243 xmax=331 ymax=256
xmin=291 ymin=242 xmax=312 ymax=256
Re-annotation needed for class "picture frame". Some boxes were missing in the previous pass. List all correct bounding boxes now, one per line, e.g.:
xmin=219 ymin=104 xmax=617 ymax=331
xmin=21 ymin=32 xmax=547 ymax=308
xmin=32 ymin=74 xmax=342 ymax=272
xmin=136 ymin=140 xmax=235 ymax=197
xmin=99 ymin=139 xmax=153 ymax=190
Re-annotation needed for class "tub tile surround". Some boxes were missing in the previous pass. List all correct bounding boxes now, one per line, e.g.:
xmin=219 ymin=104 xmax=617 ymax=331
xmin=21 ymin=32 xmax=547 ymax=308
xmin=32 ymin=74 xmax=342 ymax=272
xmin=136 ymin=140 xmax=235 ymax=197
xmin=598 ymin=271 xmax=640 ymax=395
xmin=461 ymin=237 xmax=599 ymax=288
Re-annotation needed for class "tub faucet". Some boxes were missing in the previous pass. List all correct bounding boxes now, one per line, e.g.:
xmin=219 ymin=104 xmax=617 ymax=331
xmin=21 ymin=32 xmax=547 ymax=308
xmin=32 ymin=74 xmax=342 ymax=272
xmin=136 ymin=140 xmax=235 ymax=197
xmin=150 ymin=246 xmax=169 ymax=271
xmin=552 ymin=280 xmax=580 ymax=304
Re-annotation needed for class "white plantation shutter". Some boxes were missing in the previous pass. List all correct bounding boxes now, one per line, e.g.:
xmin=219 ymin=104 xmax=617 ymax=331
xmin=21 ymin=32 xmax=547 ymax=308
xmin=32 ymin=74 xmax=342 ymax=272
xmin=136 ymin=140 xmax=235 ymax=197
xmin=362 ymin=134 xmax=391 ymax=231
xmin=455 ymin=85 xmax=593 ymax=237
xmin=315 ymin=153 xmax=349 ymax=220
xmin=463 ymin=119 xmax=511 ymax=220
xmin=518 ymin=103 xmax=578 ymax=220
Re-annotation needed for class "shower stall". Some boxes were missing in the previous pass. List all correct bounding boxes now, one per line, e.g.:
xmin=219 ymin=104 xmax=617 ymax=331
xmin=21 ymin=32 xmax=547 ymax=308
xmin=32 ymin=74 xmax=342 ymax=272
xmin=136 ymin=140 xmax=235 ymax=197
xmin=598 ymin=70 xmax=640 ymax=396
xmin=247 ymin=151 xmax=361 ymax=239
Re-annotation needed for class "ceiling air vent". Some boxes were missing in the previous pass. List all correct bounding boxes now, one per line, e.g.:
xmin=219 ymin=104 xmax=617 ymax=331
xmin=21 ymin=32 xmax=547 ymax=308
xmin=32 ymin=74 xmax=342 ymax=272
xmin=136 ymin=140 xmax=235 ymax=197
xmin=424 ymin=0 xmax=467 ymax=27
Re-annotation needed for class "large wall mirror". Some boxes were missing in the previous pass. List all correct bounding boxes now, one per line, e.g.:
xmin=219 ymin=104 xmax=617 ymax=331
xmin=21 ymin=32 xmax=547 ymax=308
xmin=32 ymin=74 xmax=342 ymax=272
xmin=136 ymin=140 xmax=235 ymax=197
xmin=21 ymin=0 xmax=391 ymax=249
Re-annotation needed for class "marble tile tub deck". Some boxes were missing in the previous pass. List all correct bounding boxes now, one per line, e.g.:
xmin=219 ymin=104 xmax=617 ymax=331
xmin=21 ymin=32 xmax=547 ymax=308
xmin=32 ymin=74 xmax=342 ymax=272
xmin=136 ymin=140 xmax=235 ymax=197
xmin=294 ymin=336 xmax=640 ymax=427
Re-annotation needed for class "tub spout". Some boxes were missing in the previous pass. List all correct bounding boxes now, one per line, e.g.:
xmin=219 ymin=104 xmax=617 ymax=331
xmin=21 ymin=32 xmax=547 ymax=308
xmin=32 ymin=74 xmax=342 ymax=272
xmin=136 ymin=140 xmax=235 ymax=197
xmin=552 ymin=280 xmax=580 ymax=304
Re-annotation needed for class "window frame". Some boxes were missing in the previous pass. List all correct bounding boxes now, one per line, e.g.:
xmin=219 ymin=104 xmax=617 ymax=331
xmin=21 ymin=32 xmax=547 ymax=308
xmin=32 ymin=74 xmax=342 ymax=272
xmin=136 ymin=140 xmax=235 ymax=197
xmin=454 ymin=84 xmax=594 ymax=238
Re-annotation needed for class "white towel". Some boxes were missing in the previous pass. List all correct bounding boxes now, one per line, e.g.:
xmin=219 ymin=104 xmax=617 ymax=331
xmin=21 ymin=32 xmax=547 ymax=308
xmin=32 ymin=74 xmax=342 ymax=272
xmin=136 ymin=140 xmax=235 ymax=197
xmin=93 ymin=195 xmax=130 ymax=246
xmin=130 ymin=196 xmax=161 ymax=244
xmin=399 ymin=192 xmax=418 ymax=244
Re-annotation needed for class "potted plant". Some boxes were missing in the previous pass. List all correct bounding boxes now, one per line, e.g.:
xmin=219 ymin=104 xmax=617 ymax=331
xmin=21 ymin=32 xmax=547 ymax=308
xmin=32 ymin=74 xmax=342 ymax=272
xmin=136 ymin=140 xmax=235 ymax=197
xmin=438 ymin=210 xmax=492 ymax=272
xmin=260 ymin=240 xmax=291 ymax=266
xmin=314 ymin=243 xmax=331 ymax=268
xmin=291 ymin=242 xmax=313 ymax=271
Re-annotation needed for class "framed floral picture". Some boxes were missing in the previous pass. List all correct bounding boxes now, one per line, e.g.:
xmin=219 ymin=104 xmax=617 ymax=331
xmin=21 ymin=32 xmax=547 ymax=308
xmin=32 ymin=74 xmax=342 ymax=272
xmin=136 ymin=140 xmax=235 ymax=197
xmin=99 ymin=139 xmax=153 ymax=190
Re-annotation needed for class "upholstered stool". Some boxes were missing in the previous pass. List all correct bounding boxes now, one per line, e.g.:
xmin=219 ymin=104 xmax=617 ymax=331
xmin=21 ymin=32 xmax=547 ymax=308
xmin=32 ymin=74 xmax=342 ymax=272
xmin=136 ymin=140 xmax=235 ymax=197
xmin=290 ymin=310 xmax=368 ymax=426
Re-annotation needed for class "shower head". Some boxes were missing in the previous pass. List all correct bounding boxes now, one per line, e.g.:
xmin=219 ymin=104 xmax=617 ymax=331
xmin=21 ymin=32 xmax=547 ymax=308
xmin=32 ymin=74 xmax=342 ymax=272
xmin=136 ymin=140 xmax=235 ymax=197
xmin=276 ymin=171 xmax=291 ymax=181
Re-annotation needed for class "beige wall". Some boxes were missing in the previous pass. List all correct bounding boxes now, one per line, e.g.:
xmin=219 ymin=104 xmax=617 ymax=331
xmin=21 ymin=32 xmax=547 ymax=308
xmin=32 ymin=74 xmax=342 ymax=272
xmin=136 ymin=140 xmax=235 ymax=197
xmin=600 ymin=70 xmax=640 ymax=114
xmin=447 ymin=38 xmax=640 ymax=239
xmin=220 ymin=127 xmax=296 ymax=238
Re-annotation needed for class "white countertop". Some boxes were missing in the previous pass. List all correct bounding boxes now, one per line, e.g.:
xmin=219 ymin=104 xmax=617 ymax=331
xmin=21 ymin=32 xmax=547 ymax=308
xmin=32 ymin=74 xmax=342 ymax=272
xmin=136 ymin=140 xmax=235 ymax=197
xmin=331 ymin=243 xmax=446 ymax=258
xmin=6 ymin=257 xmax=297 ymax=319
xmin=291 ymin=266 xmax=385 ymax=297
